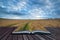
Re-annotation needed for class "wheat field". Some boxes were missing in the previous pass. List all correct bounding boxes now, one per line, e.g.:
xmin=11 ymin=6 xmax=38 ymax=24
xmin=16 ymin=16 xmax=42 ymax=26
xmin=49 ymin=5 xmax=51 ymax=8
xmin=0 ymin=19 xmax=60 ymax=32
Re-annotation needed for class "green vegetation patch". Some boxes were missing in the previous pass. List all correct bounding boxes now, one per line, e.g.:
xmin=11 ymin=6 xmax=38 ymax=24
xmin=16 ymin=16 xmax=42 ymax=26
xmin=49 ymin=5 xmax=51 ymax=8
xmin=20 ymin=22 xmax=30 ymax=31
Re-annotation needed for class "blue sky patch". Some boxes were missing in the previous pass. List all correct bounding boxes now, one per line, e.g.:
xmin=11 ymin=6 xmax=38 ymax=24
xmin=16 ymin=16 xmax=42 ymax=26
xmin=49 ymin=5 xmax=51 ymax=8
xmin=0 ymin=0 xmax=60 ymax=19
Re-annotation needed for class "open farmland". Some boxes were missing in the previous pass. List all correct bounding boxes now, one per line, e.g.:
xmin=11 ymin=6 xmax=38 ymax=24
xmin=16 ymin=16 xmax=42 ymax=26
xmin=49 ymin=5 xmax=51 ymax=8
xmin=0 ymin=18 xmax=60 ymax=32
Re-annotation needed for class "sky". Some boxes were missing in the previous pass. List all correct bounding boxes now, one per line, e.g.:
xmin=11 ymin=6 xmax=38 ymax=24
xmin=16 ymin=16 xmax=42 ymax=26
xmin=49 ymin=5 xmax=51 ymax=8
xmin=0 ymin=0 xmax=60 ymax=19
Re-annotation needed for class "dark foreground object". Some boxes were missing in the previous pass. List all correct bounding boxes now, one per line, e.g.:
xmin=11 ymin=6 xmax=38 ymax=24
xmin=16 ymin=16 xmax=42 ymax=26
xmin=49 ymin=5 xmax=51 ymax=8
xmin=0 ymin=27 xmax=60 ymax=40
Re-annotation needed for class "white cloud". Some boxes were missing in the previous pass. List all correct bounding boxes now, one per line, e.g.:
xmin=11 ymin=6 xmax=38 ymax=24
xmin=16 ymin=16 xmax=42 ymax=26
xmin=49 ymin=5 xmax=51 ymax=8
xmin=45 ymin=0 xmax=53 ymax=9
xmin=0 ymin=0 xmax=60 ymax=19
xmin=9 ymin=16 xmax=21 ymax=19
xmin=28 ymin=7 xmax=46 ymax=18
xmin=6 ymin=0 xmax=27 ymax=12
xmin=1 ymin=14 xmax=22 ymax=19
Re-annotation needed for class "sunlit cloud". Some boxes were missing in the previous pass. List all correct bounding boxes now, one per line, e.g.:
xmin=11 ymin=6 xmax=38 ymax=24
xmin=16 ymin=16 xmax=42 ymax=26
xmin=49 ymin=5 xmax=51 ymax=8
xmin=0 ymin=0 xmax=60 ymax=19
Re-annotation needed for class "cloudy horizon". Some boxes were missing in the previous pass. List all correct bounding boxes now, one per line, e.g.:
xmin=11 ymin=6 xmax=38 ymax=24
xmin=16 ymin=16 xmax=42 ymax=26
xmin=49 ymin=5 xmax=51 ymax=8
xmin=0 ymin=0 xmax=60 ymax=19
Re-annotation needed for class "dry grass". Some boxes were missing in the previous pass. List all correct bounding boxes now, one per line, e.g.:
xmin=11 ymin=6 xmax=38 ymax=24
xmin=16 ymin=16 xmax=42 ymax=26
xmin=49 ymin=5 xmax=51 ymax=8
xmin=0 ymin=19 xmax=60 ymax=32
